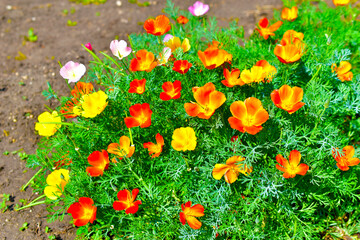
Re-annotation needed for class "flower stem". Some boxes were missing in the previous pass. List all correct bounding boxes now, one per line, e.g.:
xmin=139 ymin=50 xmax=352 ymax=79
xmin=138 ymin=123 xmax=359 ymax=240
xmin=21 ymin=167 xmax=45 ymax=191
xmin=38 ymin=122 xmax=88 ymax=130
xmin=15 ymin=199 xmax=46 ymax=211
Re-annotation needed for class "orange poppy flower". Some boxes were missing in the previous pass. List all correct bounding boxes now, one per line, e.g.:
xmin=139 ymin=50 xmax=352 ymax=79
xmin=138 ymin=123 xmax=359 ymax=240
xmin=113 ymin=189 xmax=142 ymax=214
xmin=143 ymin=133 xmax=164 ymax=158
xmin=332 ymin=146 xmax=360 ymax=171
xmin=177 ymin=15 xmax=189 ymax=24
xmin=240 ymin=66 xmax=267 ymax=84
xmin=184 ymin=82 xmax=226 ymax=119
xmin=179 ymin=201 xmax=204 ymax=229
xmin=274 ymin=44 xmax=304 ymax=64
xmin=143 ymin=15 xmax=171 ymax=36
xmin=276 ymin=150 xmax=309 ymax=178
xmin=128 ymin=79 xmax=146 ymax=94
xmin=333 ymin=0 xmax=350 ymax=6
xmin=255 ymin=60 xmax=277 ymax=81
xmin=212 ymin=156 xmax=252 ymax=184
xmin=67 ymin=197 xmax=97 ymax=227
xmin=198 ymin=41 xmax=232 ymax=69
xmin=86 ymin=150 xmax=110 ymax=177
xmin=255 ymin=17 xmax=283 ymax=40
xmin=129 ymin=50 xmax=157 ymax=72
xmin=160 ymin=80 xmax=182 ymax=101
xmin=271 ymin=85 xmax=305 ymax=114
xmin=173 ymin=60 xmax=192 ymax=74
xmin=221 ymin=69 xmax=244 ymax=87
xmin=164 ymin=37 xmax=191 ymax=53
xmin=171 ymin=127 xmax=197 ymax=151
xmin=228 ymin=97 xmax=269 ymax=135
xmin=124 ymin=103 xmax=153 ymax=128
xmin=280 ymin=30 xmax=304 ymax=46
xmin=331 ymin=61 xmax=353 ymax=82
xmin=281 ymin=7 xmax=298 ymax=21
xmin=107 ymin=136 xmax=135 ymax=160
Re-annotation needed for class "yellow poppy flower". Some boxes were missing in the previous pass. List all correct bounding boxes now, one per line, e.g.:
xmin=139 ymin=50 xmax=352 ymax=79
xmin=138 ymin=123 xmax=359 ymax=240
xmin=44 ymin=169 xmax=70 ymax=200
xmin=35 ymin=111 xmax=62 ymax=137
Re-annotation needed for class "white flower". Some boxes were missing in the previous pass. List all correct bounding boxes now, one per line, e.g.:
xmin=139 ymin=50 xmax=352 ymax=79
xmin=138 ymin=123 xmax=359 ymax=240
xmin=110 ymin=40 xmax=132 ymax=60
xmin=59 ymin=61 xmax=86 ymax=83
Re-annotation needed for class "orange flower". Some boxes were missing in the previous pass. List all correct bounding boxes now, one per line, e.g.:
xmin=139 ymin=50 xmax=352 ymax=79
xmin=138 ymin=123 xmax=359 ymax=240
xmin=221 ymin=69 xmax=244 ymax=87
xmin=171 ymin=127 xmax=197 ymax=151
xmin=228 ymin=97 xmax=269 ymax=135
xmin=128 ymin=79 xmax=146 ymax=94
xmin=331 ymin=61 xmax=353 ymax=82
xmin=184 ymin=82 xmax=226 ymax=119
xmin=280 ymin=30 xmax=304 ymax=46
xmin=160 ymin=80 xmax=182 ymax=101
xmin=281 ymin=7 xmax=298 ymax=21
xmin=333 ymin=0 xmax=350 ymax=6
xmin=67 ymin=197 xmax=97 ymax=227
xmin=177 ymin=15 xmax=189 ymax=24
xmin=143 ymin=133 xmax=164 ymax=158
xmin=173 ymin=60 xmax=192 ymax=74
xmin=143 ymin=15 xmax=171 ymax=36
xmin=275 ymin=30 xmax=305 ymax=64
xmin=332 ymin=146 xmax=360 ymax=171
xmin=129 ymin=50 xmax=157 ymax=72
xmin=255 ymin=17 xmax=283 ymax=40
xmin=198 ymin=41 xmax=232 ymax=69
xmin=124 ymin=103 xmax=153 ymax=128
xmin=212 ymin=156 xmax=252 ymax=184
xmin=179 ymin=201 xmax=204 ymax=229
xmin=276 ymin=150 xmax=309 ymax=178
xmin=255 ymin=60 xmax=277 ymax=81
xmin=86 ymin=150 xmax=110 ymax=177
xmin=107 ymin=136 xmax=135 ymax=160
xmin=240 ymin=66 xmax=267 ymax=84
xmin=271 ymin=85 xmax=305 ymax=114
xmin=113 ymin=189 xmax=142 ymax=214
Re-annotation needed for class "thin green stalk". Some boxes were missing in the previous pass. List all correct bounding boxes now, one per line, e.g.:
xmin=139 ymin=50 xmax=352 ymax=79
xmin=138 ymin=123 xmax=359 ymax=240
xmin=21 ymin=167 xmax=45 ymax=191
xmin=38 ymin=122 xmax=88 ymax=130
xmin=15 ymin=200 xmax=46 ymax=211
xmin=81 ymin=44 xmax=103 ymax=64
xmin=44 ymin=104 xmax=53 ymax=112
xmin=99 ymin=51 xmax=123 ymax=70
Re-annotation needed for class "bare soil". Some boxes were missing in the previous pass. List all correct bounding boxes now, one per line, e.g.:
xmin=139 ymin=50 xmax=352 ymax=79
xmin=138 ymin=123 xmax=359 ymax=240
xmin=0 ymin=0 xmax=282 ymax=239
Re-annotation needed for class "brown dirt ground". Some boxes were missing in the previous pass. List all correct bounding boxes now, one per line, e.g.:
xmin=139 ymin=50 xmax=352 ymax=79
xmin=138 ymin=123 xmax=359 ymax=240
xmin=0 ymin=0 xmax=284 ymax=239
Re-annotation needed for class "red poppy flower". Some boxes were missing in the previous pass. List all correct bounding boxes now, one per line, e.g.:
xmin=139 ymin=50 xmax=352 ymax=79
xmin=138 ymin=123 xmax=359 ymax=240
xmin=143 ymin=133 xmax=164 ymax=158
xmin=160 ymin=80 xmax=182 ymax=101
xmin=143 ymin=15 xmax=171 ymax=36
xmin=179 ymin=201 xmax=204 ymax=229
xmin=128 ymin=79 xmax=146 ymax=94
xmin=332 ymin=146 xmax=360 ymax=171
xmin=113 ymin=189 xmax=142 ymax=214
xmin=177 ymin=15 xmax=189 ymax=24
xmin=124 ymin=103 xmax=153 ymax=128
xmin=221 ymin=68 xmax=244 ymax=87
xmin=86 ymin=150 xmax=110 ymax=177
xmin=67 ymin=197 xmax=97 ymax=227
xmin=173 ymin=60 xmax=192 ymax=74
xmin=129 ymin=50 xmax=157 ymax=72
xmin=276 ymin=150 xmax=309 ymax=178
xmin=271 ymin=85 xmax=305 ymax=114
xmin=255 ymin=17 xmax=283 ymax=40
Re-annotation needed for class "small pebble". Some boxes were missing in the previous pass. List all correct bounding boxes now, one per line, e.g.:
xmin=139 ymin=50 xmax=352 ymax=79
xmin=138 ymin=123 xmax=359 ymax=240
xmin=6 ymin=5 xmax=12 ymax=10
xmin=116 ymin=1 xmax=122 ymax=6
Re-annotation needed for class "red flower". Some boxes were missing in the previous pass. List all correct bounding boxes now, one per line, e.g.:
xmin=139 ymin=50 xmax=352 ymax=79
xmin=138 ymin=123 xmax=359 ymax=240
xmin=128 ymin=79 xmax=146 ymax=94
xmin=160 ymin=80 xmax=182 ymax=101
xmin=221 ymin=68 xmax=243 ymax=87
xmin=255 ymin=17 xmax=283 ymax=40
xmin=177 ymin=15 xmax=189 ymax=24
xmin=173 ymin=60 xmax=192 ymax=74
xmin=143 ymin=15 xmax=171 ymax=36
xmin=124 ymin=103 xmax=153 ymax=128
xmin=86 ymin=150 xmax=110 ymax=177
xmin=67 ymin=197 xmax=97 ymax=227
xmin=143 ymin=133 xmax=164 ymax=158
xmin=179 ymin=201 xmax=204 ymax=229
xmin=129 ymin=50 xmax=157 ymax=72
xmin=113 ymin=189 xmax=142 ymax=214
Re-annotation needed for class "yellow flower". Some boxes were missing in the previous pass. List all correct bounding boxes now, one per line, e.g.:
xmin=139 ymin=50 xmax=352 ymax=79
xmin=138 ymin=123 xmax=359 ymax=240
xmin=171 ymin=127 xmax=197 ymax=151
xmin=165 ymin=37 xmax=191 ymax=53
xmin=44 ymin=169 xmax=70 ymax=200
xmin=35 ymin=111 xmax=62 ymax=137
xmin=74 ymin=90 xmax=108 ymax=118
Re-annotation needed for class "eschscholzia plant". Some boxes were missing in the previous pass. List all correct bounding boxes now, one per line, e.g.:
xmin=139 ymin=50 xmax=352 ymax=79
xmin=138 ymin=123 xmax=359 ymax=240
xmin=124 ymin=103 xmax=153 ymax=128
xmin=198 ymin=41 xmax=232 ymax=69
xmin=113 ymin=189 xmax=142 ymax=214
xmin=212 ymin=156 xmax=253 ymax=184
xmin=255 ymin=60 xmax=277 ymax=81
xmin=67 ymin=197 xmax=97 ymax=227
xmin=163 ymin=34 xmax=173 ymax=43
xmin=86 ymin=150 xmax=110 ymax=177
xmin=35 ymin=111 xmax=62 ymax=137
xmin=85 ymin=42 xmax=93 ymax=51
xmin=143 ymin=15 xmax=171 ymax=36
xmin=129 ymin=49 xmax=157 ymax=72
xmin=281 ymin=6 xmax=298 ymax=21
xmin=164 ymin=37 xmax=191 ymax=53
xmin=276 ymin=150 xmax=309 ymax=178
xmin=331 ymin=61 xmax=353 ymax=82
xmin=332 ymin=146 xmax=360 ymax=171
xmin=255 ymin=17 xmax=283 ymax=40
xmin=240 ymin=66 xmax=267 ymax=84
xmin=173 ymin=60 xmax=192 ymax=74
xmin=179 ymin=201 xmax=204 ymax=229
xmin=128 ymin=79 xmax=146 ymax=94
xmin=228 ymin=97 xmax=269 ymax=135
xmin=271 ymin=85 xmax=305 ymax=114
xmin=73 ymin=90 xmax=108 ymax=118
xmin=157 ymin=47 xmax=172 ymax=66
xmin=274 ymin=30 xmax=306 ymax=64
xmin=171 ymin=127 xmax=197 ymax=151
xmin=110 ymin=40 xmax=132 ymax=60
xmin=177 ymin=15 xmax=189 ymax=24
xmin=143 ymin=133 xmax=164 ymax=158
xmin=333 ymin=0 xmax=350 ymax=6
xmin=60 ymin=61 xmax=86 ymax=83
xmin=222 ymin=68 xmax=243 ymax=87
xmin=107 ymin=136 xmax=135 ymax=160
xmin=188 ymin=1 xmax=209 ymax=16
xmin=159 ymin=80 xmax=182 ymax=100
xmin=44 ymin=169 xmax=70 ymax=200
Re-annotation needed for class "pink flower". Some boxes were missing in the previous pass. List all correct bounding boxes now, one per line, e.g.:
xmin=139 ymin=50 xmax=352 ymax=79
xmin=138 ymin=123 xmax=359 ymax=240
xmin=85 ymin=42 xmax=93 ymax=51
xmin=60 ymin=61 xmax=86 ymax=84
xmin=188 ymin=1 xmax=209 ymax=16
xmin=110 ymin=40 xmax=132 ymax=60
xmin=158 ymin=47 xmax=172 ymax=66
xmin=163 ymin=34 xmax=174 ymax=43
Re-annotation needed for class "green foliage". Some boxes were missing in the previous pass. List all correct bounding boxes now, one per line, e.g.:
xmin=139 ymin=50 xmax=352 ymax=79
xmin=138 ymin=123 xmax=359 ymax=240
xmin=19 ymin=222 xmax=29 ymax=231
xmin=24 ymin=28 xmax=38 ymax=42
xmin=27 ymin=0 xmax=360 ymax=239
xmin=0 ymin=194 xmax=10 ymax=213
xmin=67 ymin=20 xmax=78 ymax=26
